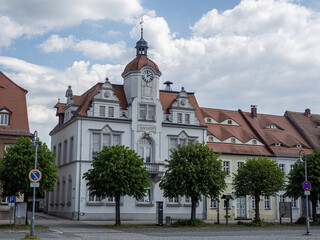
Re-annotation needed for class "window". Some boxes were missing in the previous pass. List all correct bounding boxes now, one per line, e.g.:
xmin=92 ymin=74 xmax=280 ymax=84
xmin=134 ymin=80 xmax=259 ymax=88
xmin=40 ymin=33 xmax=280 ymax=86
xmin=139 ymin=138 xmax=152 ymax=163
xmin=91 ymin=132 xmax=121 ymax=159
xmin=4 ymin=145 xmax=13 ymax=152
xmin=63 ymin=140 xmax=68 ymax=165
xmin=231 ymin=138 xmax=236 ymax=144
xmin=237 ymin=161 xmax=244 ymax=170
xmin=1 ymin=196 xmax=8 ymax=204
xmin=0 ymin=110 xmax=10 ymax=126
xmin=177 ymin=113 xmax=182 ymax=123
xmin=279 ymin=164 xmax=285 ymax=174
xmin=67 ymin=176 xmax=72 ymax=205
xmin=206 ymin=118 xmax=212 ymax=123
xmin=266 ymin=125 xmax=278 ymax=129
xmin=139 ymin=104 xmax=155 ymax=120
xmin=251 ymin=196 xmax=255 ymax=209
xmin=223 ymin=161 xmax=231 ymax=176
xmin=107 ymin=197 xmax=116 ymax=203
xmin=275 ymin=142 xmax=281 ymax=146
xmin=290 ymin=164 xmax=294 ymax=171
xmin=108 ymin=106 xmax=114 ymax=117
xmin=264 ymin=196 xmax=271 ymax=209
xmin=280 ymin=195 xmax=285 ymax=202
xmin=291 ymin=198 xmax=297 ymax=208
xmin=208 ymin=136 xmax=214 ymax=142
xmin=185 ymin=196 xmax=191 ymax=204
xmin=61 ymin=178 xmax=66 ymax=205
xmin=99 ymin=106 xmax=105 ymax=116
xmin=55 ymin=182 xmax=60 ymax=205
xmin=296 ymin=144 xmax=302 ymax=148
xmin=227 ymin=119 xmax=232 ymax=125
xmin=210 ymin=198 xmax=218 ymax=208
xmin=185 ymin=114 xmax=190 ymax=124
xmin=138 ymin=188 xmax=151 ymax=203
xmin=252 ymin=139 xmax=257 ymax=145
xmin=168 ymin=196 xmax=179 ymax=204
xmin=52 ymin=146 xmax=57 ymax=165
xmin=69 ymin=137 xmax=74 ymax=162
xmin=170 ymin=138 xmax=188 ymax=150
xmin=57 ymin=143 xmax=62 ymax=165
xmin=88 ymin=190 xmax=101 ymax=202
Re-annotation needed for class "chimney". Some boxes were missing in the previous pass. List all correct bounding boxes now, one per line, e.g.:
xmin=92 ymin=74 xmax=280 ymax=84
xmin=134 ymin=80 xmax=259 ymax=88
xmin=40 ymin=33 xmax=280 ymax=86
xmin=304 ymin=108 xmax=311 ymax=117
xmin=164 ymin=81 xmax=173 ymax=91
xmin=251 ymin=105 xmax=257 ymax=119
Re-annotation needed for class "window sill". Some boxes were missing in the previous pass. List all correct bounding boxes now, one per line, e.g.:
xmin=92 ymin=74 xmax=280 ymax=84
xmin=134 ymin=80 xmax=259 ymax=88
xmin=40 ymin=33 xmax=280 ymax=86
xmin=138 ymin=119 xmax=156 ymax=122
xmin=106 ymin=202 xmax=124 ymax=206
xmin=55 ymin=203 xmax=60 ymax=206
xmin=60 ymin=203 xmax=65 ymax=206
xmin=167 ymin=203 xmax=182 ymax=207
xmin=184 ymin=203 xmax=192 ymax=207
xmin=264 ymin=208 xmax=272 ymax=210
xmin=87 ymin=202 xmax=104 ymax=206
xmin=136 ymin=202 xmax=154 ymax=207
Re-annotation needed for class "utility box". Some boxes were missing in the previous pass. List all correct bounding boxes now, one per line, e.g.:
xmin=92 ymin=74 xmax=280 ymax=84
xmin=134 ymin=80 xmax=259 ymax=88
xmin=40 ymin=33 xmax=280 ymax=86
xmin=15 ymin=202 xmax=27 ymax=226
xmin=156 ymin=201 xmax=163 ymax=226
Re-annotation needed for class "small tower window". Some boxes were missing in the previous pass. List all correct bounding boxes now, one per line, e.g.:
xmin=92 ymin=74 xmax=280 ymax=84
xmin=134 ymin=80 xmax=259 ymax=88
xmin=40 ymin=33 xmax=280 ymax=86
xmin=227 ymin=120 xmax=232 ymax=125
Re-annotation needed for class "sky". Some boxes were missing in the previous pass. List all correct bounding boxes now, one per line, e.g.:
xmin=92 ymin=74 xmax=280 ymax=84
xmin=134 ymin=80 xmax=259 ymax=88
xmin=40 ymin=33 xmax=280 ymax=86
xmin=1 ymin=0 xmax=320 ymax=145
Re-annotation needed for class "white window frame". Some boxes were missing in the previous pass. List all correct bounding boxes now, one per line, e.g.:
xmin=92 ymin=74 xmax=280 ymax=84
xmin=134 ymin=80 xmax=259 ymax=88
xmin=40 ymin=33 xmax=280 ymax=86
xmin=237 ymin=161 xmax=244 ymax=170
xmin=279 ymin=164 xmax=286 ymax=174
xmin=168 ymin=196 xmax=180 ymax=204
xmin=223 ymin=161 xmax=231 ymax=177
xmin=0 ymin=110 xmax=10 ymax=126
xmin=108 ymin=106 xmax=114 ymax=117
xmin=210 ymin=198 xmax=218 ymax=208
xmin=279 ymin=195 xmax=285 ymax=202
xmin=223 ymin=199 xmax=232 ymax=209
xmin=139 ymin=138 xmax=153 ymax=163
xmin=291 ymin=198 xmax=297 ymax=208
xmin=138 ymin=188 xmax=152 ymax=203
xmin=91 ymin=131 xmax=122 ymax=159
xmin=1 ymin=196 xmax=8 ymax=204
xmin=177 ymin=113 xmax=183 ymax=123
xmin=231 ymin=138 xmax=236 ymax=144
xmin=227 ymin=119 xmax=232 ymax=125
xmin=139 ymin=104 xmax=155 ymax=121
xmin=69 ymin=137 xmax=74 ymax=162
xmin=264 ymin=196 xmax=271 ymax=210
xmin=185 ymin=114 xmax=190 ymax=124
xmin=99 ymin=105 xmax=105 ymax=116
xmin=88 ymin=190 xmax=102 ymax=203
xmin=185 ymin=196 xmax=191 ymax=204
xmin=208 ymin=136 xmax=214 ymax=142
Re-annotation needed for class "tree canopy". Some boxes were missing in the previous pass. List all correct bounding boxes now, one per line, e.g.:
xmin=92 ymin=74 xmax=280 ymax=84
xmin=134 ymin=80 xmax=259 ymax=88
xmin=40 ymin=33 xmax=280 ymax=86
xmin=285 ymin=150 xmax=320 ymax=222
xmin=0 ymin=136 xmax=58 ymax=198
xmin=159 ymin=141 xmax=227 ymax=220
xmin=233 ymin=156 xmax=285 ymax=222
xmin=83 ymin=144 xmax=150 ymax=225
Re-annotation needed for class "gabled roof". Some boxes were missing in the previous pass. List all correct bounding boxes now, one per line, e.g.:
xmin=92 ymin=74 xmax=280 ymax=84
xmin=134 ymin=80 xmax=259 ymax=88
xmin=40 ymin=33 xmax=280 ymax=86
xmin=285 ymin=110 xmax=320 ymax=150
xmin=0 ymin=72 xmax=31 ymax=136
xmin=241 ymin=110 xmax=312 ymax=158
xmin=201 ymin=107 xmax=271 ymax=156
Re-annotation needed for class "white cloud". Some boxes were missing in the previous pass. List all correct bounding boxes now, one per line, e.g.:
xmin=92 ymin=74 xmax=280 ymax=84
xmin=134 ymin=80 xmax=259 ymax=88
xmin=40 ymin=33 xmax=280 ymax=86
xmin=39 ymin=35 xmax=127 ymax=60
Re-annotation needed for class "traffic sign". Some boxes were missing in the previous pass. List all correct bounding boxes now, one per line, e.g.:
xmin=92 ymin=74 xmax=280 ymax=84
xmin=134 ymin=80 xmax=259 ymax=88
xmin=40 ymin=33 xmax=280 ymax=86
xmin=8 ymin=196 xmax=15 ymax=203
xmin=29 ymin=169 xmax=42 ymax=182
xmin=303 ymin=181 xmax=311 ymax=191
xmin=30 ymin=182 xmax=40 ymax=188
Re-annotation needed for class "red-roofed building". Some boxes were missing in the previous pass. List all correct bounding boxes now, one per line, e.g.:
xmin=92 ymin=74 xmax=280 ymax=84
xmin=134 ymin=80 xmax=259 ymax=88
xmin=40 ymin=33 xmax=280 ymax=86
xmin=47 ymin=32 xmax=207 ymax=220
xmin=0 ymin=72 xmax=32 ymax=217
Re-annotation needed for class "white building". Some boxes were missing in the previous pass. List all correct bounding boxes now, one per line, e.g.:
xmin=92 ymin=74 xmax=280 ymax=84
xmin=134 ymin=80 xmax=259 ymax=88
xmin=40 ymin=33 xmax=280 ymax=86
xmin=46 ymin=31 xmax=207 ymax=220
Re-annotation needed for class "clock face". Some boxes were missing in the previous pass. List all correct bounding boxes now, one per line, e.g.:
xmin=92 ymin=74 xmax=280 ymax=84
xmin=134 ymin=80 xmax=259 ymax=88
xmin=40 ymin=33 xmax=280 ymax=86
xmin=142 ymin=70 xmax=154 ymax=82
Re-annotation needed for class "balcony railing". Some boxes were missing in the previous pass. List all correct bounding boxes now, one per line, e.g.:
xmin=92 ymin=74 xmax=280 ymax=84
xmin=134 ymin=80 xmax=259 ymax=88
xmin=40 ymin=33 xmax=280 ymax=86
xmin=144 ymin=162 xmax=165 ymax=174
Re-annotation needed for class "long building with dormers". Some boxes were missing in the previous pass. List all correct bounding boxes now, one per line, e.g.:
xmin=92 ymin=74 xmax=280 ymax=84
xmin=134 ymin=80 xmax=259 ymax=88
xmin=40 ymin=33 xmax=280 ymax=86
xmin=48 ymin=30 xmax=315 ymax=222
xmin=47 ymin=32 xmax=207 ymax=220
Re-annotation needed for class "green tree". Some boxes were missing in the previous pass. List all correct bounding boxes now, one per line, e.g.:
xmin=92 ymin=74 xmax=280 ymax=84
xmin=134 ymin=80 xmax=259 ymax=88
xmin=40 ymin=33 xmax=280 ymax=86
xmin=0 ymin=137 xmax=58 ymax=211
xmin=285 ymin=150 xmax=320 ymax=222
xmin=233 ymin=156 xmax=285 ymax=222
xmin=159 ymin=141 xmax=227 ymax=220
xmin=83 ymin=145 xmax=149 ymax=225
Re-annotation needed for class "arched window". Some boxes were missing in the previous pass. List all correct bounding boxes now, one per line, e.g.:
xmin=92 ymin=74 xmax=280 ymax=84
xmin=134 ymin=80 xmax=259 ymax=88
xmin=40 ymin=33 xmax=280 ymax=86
xmin=139 ymin=138 xmax=152 ymax=163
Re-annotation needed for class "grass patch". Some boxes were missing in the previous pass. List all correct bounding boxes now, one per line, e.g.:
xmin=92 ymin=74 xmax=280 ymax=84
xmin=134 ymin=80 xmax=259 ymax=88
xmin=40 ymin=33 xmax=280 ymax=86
xmin=171 ymin=219 xmax=212 ymax=227
xmin=22 ymin=233 xmax=39 ymax=239
xmin=237 ymin=221 xmax=276 ymax=227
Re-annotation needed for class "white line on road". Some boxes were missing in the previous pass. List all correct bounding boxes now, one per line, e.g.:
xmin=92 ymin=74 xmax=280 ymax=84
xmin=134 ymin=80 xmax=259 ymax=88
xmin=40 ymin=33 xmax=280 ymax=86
xmin=50 ymin=228 xmax=63 ymax=234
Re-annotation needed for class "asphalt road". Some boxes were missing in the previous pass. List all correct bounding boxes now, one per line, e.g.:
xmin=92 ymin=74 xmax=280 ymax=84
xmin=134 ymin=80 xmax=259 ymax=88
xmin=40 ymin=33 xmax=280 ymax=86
xmin=1 ymin=213 xmax=320 ymax=239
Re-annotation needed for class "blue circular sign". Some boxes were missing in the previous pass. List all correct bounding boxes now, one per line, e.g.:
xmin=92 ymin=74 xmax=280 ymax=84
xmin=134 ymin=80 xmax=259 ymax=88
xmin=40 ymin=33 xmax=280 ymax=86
xmin=303 ymin=181 xmax=311 ymax=191
xmin=29 ymin=169 xmax=42 ymax=182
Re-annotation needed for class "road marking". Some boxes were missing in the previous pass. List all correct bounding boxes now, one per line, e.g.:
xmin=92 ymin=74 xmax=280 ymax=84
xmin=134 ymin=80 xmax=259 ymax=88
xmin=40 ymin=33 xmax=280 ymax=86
xmin=51 ymin=229 xmax=63 ymax=234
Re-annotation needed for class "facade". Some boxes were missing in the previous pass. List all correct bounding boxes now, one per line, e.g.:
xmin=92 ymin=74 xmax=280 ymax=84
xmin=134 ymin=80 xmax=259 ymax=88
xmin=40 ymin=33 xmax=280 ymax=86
xmin=0 ymin=72 xmax=32 ymax=218
xmin=47 ymin=33 xmax=207 ymax=220
xmin=202 ymin=105 xmax=312 ymax=222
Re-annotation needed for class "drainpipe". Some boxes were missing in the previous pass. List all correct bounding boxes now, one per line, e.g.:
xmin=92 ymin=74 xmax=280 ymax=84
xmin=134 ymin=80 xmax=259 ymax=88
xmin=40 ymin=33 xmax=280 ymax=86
xmin=78 ymin=119 xmax=83 ymax=221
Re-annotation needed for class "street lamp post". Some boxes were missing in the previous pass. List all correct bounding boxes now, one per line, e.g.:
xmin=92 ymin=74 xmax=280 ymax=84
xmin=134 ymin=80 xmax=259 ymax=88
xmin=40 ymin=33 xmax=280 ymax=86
xmin=30 ymin=131 xmax=38 ymax=237
xmin=297 ymin=150 xmax=310 ymax=235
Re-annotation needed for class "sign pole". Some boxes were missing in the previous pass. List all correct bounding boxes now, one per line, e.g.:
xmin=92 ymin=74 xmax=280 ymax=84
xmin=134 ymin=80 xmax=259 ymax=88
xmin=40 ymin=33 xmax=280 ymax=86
xmin=30 ymin=131 xmax=38 ymax=237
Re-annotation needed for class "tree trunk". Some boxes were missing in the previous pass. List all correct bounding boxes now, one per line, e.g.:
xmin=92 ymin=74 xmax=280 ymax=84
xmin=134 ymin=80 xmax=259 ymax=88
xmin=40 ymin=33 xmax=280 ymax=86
xmin=115 ymin=194 xmax=121 ymax=225
xmin=191 ymin=197 xmax=197 ymax=220
xmin=24 ymin=193 xmax=29 ymax=225
xmin=311 ymin=199 xmax=318 ymax=223
xmin=254 ymin=195 xmax=260 ymax=223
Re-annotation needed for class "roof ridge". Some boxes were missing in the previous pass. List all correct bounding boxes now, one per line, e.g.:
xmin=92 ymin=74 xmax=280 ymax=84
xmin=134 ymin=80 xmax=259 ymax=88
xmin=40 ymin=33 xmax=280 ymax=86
xmin=0 ymin=72 xmax=28 ymax=93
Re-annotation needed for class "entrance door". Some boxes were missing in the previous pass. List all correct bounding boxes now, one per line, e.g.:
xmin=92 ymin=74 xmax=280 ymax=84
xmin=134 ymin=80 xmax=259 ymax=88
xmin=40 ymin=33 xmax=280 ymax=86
xmin=237 ymin=197 xmax=246 ymax=218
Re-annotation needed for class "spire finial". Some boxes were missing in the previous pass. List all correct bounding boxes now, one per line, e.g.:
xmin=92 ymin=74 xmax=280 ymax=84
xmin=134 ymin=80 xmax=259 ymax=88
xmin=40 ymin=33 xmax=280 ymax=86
xmin=140 ymin=16 xmax=144 ymax=39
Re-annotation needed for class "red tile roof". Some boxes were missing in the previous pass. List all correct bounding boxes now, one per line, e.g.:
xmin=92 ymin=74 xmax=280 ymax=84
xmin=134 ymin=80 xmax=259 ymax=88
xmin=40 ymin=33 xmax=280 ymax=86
xmin=122 ymin=56 xmax=161 ymax=76
xmin=285 ymin=110 xmax=320 ymax=150
xmin=0 ymin=72 xmax=31 ymax=136
xmin=241 ymin=110 xmax=312 ymax=157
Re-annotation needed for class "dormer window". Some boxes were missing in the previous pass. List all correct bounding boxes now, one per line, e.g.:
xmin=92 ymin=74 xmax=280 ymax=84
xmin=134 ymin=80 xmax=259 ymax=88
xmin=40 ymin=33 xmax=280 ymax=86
xmin=227 ymin=119 xmax=232 ymax=125
xmin=296 ymin=144 xmax=302 ymax=148
xmin=275 ymin=142 xmax=281 ymax=146
xmin=266 ymin=125 xmax=278 ymax=129
xmin=206 ymin=118 xmax=212 ymax=123
xmin=208 ymin=136 xmax=214 ymax=142
xmin=252 ymin=139 xmax=257 ymax=145
xmin=231 ymin=138 xmax=236 ymax=144
xmin=0 ymin=109 xmax=10 ymax=126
